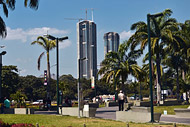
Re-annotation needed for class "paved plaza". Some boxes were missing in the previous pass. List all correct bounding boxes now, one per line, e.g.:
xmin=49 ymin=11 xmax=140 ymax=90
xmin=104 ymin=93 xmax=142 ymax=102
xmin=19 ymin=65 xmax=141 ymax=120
xmin=35 ymin=106 xmax=190 ymax=125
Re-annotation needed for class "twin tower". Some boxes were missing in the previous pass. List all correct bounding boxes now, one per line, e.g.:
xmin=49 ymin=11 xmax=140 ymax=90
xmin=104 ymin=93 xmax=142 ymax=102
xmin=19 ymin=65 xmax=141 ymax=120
xmin=77 ymin=20 xmax=120 ymax=80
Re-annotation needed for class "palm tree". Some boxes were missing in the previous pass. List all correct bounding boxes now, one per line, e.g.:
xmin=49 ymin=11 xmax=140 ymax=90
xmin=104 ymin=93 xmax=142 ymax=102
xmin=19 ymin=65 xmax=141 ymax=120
xmin=163 ymin=52 xmax=185 ymax=100
xmin=24 ymin=0 xmax=39 ymax=9
xmin=128 ymin=9 xmax=180 ymax=104
xmin=98 ymin=41 xmax=142 ymax=93
xmin=31 ymin=36 xmax=56 ymax=89
xmin=162 ymin=20 xmax=190 ymax=100
xmin=179 ymin=20 xmax=190 ymax=79
xmin=6 ymin=0 xmax=39 ymax=10
xmin=0 ymin=0 xmax=8 ymax=38
xmin=160 ymin=20 xmax=190 ymax=101
xmin=0 ymin=0 xmax=39 ymax=38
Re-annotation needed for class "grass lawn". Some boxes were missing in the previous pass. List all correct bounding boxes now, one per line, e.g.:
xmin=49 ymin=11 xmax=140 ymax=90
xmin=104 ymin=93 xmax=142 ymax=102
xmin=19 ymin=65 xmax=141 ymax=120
xmin=154 ymin=105 xmax=189 ymax=115
xmin=0 ymin=114 xmax=190 ymax=127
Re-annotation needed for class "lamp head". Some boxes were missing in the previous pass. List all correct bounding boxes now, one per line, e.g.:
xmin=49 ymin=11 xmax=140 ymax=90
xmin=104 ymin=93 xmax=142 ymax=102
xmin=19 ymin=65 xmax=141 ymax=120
xmin=0 ymin=51 xmax=6 ymax=55
xmin=149 ymin=12 xmax=164 ymax=18
xmin=44 ymin=34 xmax=56 ymax=40
xmin=58 ymin=36 xmax=68 ymax=41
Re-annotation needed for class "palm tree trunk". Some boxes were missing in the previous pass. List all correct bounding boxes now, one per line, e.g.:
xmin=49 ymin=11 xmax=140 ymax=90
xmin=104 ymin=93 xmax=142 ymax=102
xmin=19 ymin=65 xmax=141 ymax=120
xmin=151 ymin=60 xmax=157 ymax=101
xmin=182 ymin=70 xmax=185 ymax=81
xmin=139 ymin=81 xmax=142 ymax=101
xmin=176 ymin=67 xmax=180 ymax=101
xmin=47 ymin=51 xmax=51 ymax=98
xmin=156 ymin=54 xmax=162 ymax=104
xmin=181 ymin=69 xmax=188 ymax=102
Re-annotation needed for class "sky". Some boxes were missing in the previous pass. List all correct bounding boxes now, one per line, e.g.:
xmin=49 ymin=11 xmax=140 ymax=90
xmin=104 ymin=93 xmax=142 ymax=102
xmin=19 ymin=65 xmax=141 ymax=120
xmin=1 ymin=0 xmax=190 ymax=78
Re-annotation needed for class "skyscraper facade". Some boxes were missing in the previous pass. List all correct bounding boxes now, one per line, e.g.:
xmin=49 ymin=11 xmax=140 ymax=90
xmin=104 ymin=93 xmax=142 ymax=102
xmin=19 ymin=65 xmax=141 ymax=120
xmin=103 ymin=32 xmax=120 ymax=58
xmin=77 ymin=20 xmax=97 ymax=80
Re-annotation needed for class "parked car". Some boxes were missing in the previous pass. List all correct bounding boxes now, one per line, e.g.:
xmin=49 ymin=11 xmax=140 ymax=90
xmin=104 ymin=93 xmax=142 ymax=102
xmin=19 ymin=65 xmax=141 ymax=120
xmin=32 ymin=99 xmax=43 ymax=105
xmin=103 ymin=98 xmax=113 ymax=102
xmin=129 ymin=94 xmax=139 ymax=100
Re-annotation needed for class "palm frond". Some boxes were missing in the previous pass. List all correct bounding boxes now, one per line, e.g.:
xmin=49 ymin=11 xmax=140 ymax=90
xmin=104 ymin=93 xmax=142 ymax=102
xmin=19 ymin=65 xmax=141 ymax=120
xmin=2 ymin=2 xmax=8 ymax=17
xmin=37 ymin=52 xmax=45 ymax=70
xmin=6 ymin=0 xmax=15 ymax=10
xmin=0 ymin=16 xmax=7 ymax=38
xmin=24 ymin=0 xmax=39 ymax=10
xmin=163 ymin=9 xmax=173 ymax=17
xmin=131 ymin=21 xmax=146 ymax=30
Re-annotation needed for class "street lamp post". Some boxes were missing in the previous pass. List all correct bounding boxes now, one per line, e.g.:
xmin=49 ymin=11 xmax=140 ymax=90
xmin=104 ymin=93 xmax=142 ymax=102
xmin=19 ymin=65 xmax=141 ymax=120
xmin=0 ymin=51 xmax=6 ymax=99
xmin=78 ymin=58 xmax=81 ymax=118
xmin=147 ymin=12 xmax=163 ymax=122
xmin=78 ymin=57 xmax=86 ymax=118
xmin=45 ymin=34 xmax=68 ymax=114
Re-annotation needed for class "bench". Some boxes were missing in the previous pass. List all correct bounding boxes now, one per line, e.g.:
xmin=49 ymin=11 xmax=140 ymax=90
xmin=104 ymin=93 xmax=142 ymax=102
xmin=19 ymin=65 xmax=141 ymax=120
xmin=59 ymin=104 xmax=97 ymax=117
xmin=4 ymin=108 xmax=34 ymax=114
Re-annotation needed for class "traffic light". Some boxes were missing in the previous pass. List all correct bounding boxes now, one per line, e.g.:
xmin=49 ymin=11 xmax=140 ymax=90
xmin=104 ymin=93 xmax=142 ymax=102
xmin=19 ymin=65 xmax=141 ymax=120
xmin=44 ymin=70 xmax=47 ymax=85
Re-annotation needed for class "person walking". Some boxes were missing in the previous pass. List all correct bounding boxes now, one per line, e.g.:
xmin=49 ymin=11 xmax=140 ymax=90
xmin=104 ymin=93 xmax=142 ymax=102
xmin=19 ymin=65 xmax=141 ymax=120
xmin=118 ymin=90 xmax=125 ymax=111
xmin=4 ymin=97 xmax=10 ymax=108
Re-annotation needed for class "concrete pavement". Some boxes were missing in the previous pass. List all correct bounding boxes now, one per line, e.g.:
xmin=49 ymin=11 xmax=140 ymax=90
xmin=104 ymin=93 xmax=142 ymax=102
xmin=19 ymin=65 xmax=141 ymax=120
xmin=34 ymin=106 xmax=190 ymax=125
xmin=95 ymin=106 xmax=117 ymax=120
xmin=95 ymin=106 xmax=190 ymax=125
xmin=160 ymin=115 xmax=190 ymax=125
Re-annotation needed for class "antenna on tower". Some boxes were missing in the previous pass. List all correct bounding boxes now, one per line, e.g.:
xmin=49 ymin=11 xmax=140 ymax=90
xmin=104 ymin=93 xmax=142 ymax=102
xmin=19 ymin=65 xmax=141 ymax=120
xmin=81 ymin=8 xmax=88 ymax=20
xmin=91 ymin=8 xmax=94 ymax=21
xmin=81 ymin=8 xmax=96 ymax=21
xmin=85 ymin=8 xmax=88 ymax=20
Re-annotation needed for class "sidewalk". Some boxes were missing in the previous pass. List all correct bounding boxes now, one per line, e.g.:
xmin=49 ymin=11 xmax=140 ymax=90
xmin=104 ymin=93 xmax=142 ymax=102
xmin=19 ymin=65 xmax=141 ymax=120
xmin=95 ymin=106 xmax=190 ymax=125
xmin=34 ymin=106 xmax=190 ymax=125
xmin=160 ymin=115 xmax=190 ymax=125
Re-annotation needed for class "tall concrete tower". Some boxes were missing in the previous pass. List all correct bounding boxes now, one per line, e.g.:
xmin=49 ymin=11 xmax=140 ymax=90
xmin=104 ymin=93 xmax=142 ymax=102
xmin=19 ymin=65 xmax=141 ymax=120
xmin=77 ymin=20 xmax=97 ymax=80
xmin=103 ymin=32 xmax=120 ymax=58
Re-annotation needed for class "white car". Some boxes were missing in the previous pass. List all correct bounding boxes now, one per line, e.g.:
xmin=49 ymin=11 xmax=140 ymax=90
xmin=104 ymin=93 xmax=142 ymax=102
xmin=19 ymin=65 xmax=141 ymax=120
xmin=32 ymin=100 xmax=43 ymax=105
xmin=104 ymin=98 xmax=113 ymax=102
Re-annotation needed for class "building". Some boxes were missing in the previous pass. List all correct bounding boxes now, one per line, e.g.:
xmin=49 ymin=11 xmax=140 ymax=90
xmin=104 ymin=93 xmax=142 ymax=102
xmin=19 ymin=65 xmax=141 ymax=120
xmin=77 ymin=20 xmax=97 ymax=80
xmin=103 ymin=32 xmax=120 ymax=58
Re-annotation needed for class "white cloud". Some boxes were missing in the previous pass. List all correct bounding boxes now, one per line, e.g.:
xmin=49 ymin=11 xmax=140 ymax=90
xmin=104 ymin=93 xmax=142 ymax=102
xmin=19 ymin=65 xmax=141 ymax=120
xmin=16 ymin=58 xmax=32 ymax=63
xmin=19 ymin=69 xmax=27 ymax=75
xmin=120 ymin=30 xmax=134 ymax=40
xmin=5 ymin=27 xmax=69 ymax=43
xmin=59 ymin=40 xmax=72 ymax=49
xmin=6 ymin=27 xmax=27 ymax=42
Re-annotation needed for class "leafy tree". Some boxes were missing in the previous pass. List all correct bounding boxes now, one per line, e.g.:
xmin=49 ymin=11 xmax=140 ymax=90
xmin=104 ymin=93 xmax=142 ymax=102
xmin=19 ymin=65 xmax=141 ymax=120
xmin=96 ymin=80 xmax=113 ymax=96
xmin=1 ymin=65 xmax=19 ymax=98
xmin=18 ymin=75 xmax=46 ymax=101
xmin=59 ymin=74 xmax=77 ymax=99
xmin=10 ymin=90 xmax=27 ymax=107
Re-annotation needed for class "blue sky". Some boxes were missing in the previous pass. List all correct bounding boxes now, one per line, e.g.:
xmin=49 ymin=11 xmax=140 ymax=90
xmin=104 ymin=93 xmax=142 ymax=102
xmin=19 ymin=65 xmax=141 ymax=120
xmin=1 ymin=0 xmax=190 ymax=78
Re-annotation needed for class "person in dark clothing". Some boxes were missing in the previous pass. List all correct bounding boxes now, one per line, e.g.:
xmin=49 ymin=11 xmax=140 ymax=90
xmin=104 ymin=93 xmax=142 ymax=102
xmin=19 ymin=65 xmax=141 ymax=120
xmin=47 ymin=97 xmax=51 ymax=110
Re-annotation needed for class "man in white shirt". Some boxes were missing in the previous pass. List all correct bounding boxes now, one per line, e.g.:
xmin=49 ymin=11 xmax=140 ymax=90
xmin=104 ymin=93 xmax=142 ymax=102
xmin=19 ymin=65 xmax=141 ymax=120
xmin=118 ymin=90 xmax=125 ymax=111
